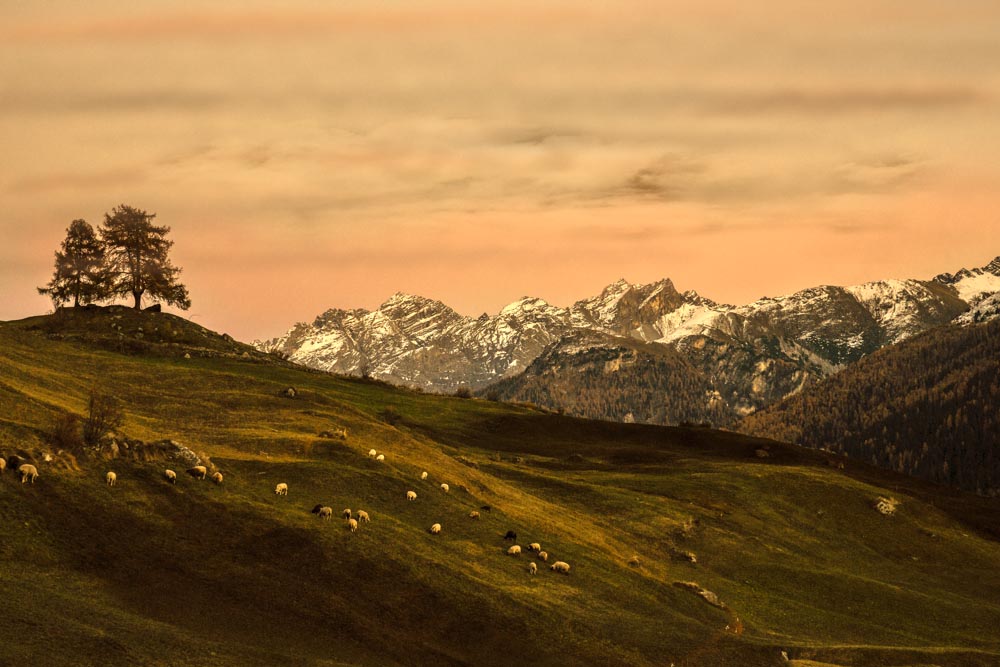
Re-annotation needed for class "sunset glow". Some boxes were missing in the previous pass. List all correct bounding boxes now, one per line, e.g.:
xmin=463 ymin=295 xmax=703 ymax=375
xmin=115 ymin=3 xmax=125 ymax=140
xmin=3 ymin=1 xmax=999 ymax=340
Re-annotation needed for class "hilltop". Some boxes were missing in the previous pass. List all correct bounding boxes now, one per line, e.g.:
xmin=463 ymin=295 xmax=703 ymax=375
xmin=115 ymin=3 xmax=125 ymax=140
xmin=2 ymin=309 xmax=1000 ymax=666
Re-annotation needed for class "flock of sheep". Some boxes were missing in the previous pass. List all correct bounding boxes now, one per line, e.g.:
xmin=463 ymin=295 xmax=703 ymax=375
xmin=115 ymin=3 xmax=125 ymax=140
xmin=6 ymin=444 xmax=572 ymax=577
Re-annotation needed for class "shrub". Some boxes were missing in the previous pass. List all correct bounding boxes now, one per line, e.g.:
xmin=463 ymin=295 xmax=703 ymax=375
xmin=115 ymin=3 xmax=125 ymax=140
xmin=52 ymin=413 xmax=83 ymax=449
xmin=379 ymin=406 xmax=402 ymax=426
xmin=83 ymin=389 xmax=125 ymax=446
xmin=453 ymin=386 xmax=473 ymax=399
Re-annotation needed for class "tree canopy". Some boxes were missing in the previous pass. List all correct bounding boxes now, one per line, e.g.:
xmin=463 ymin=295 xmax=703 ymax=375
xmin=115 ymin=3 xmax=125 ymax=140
xmin=37 ymin=219 xmax=108 ymax=307
xmin=100 ymin=204 xmax=190 ymax=310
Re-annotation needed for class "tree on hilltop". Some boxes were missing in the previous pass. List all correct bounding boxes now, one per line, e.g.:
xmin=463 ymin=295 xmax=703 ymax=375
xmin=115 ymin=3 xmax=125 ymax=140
xmin=37 ymin=219 xmax=108 ymax=308
xmin=100 ymin=204 xmax=191 ymax=310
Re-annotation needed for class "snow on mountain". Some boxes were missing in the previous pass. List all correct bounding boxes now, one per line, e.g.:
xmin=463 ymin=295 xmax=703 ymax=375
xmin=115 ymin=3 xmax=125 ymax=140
xmin=255 ymin=255 xmax=1000 ymax=419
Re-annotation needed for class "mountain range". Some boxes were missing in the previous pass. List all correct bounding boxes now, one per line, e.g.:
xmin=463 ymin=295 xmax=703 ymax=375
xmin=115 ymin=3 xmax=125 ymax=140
xmin=256 ymin=256 xmax=1000 ymax=423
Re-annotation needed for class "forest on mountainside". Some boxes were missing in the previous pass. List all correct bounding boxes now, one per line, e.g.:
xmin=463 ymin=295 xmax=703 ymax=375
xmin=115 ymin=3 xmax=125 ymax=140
xmin=742 ymin=319 xmax=1000 ymax=495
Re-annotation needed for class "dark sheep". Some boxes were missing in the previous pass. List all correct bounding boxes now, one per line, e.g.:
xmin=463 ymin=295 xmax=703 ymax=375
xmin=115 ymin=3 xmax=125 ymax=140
xmin=504 ymin=530 xmax=517 ymax=542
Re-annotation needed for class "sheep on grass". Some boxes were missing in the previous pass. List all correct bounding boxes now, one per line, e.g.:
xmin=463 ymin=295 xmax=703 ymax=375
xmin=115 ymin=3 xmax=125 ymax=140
xmin=274 ymin=482 xmax=288 ymax=495
xmin=440 ymin=483 xmax=449 ymax=493
xmin=507 ymin=545 xmax=522 ymax=556
xmin=420 ymin=471 xmax=428 ymax=480
xmin=164 ymin=469 xmax=177 ymax=484
xmin=18 ymin=464 xmax=39 ymax=484
xmin=376 ymin=454 xmax=385 ymax=463
xmin=537 ymin=551 xmax=548 ymax=562
xmin=0 ymin=458 xmax=6 ymax=474
xmin=187 ymin=466 xmax=207 ymax=480
xmin=468 ymin=511 xmax=480 ymax=520
xmin=429 ymin=523 xmax=441 ymax=535
xmin=312 ymin=505 xmax=334 ymax=520
xmin=406 ymin=490 xmax=417 ymax=501
xmin=550 ymin=561 xmax=571 ymax=574
xmin=503 ymin=531 xmax=517 ymax=542
xmin=528 ymin=562 xmax=537 ymax=575
xmin=347 ymin=518 xmax=359 ymax=533
xmin=106 ymin=471 xmax=117 ymax=486
xmin=357 ymin=510 xmax=370 ymax=523
xmin=527 ymin=543 xmax=541 ymax=552
xmin=210 ymin=472 xmax=224 ymax=485
xmin=342 ymin=508 xmax=352 ymax=520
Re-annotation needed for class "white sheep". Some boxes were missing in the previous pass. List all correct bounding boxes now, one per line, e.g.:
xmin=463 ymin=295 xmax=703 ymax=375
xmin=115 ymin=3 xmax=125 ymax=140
xmin=468 ymin=511 xmax=480 ymax=520
xmin=164 ymin=469 xmax=177 ymax=484
xmin=429 ymin=523 xmax=441 ymax=535
xmin=357 ymin=510 xmax=370 ymax=523
xmin=210 ymin=472 xmax=224 ymax=485
xmin=342 ymin=508 xmax=352 ymax=520
xmin=440 ymin=483 xmax=449 ymax=493
xmin=347 ymin=518 xmax=359 ymax=532
xmin=528 ymin=562 xmax=537 ymax=575
xmin=537 ymin=551 xmax=548 ymax=562
xmin=527 ymin=543 xmax=541 ymax=552
xmin=18 ymin=464 xmax=38 ymax=484
xmin=550 ymin=561 xmax=570 ymax=574
xmin=420 ymin=471 xmax=428 ymax=480
xmin=187 ymin=466 xmax=207 ymax=480
xmin=312 ymin=505 xmax=333 ymax=520
xmin=507 ymin=545 xmax=522 ymax=556
xmin=274 ymin=482 xmax=288 ymax=495
xmin=376 ymin=454 xmax=385 ymax=463
xmin=406 ymin=490 xmax=417 ymax=501
xmin=0 ymin=458 xmax=6 ymax=473
xmin=106 ymin=471 xmax=117 ymax=486
xmin=368 ymin=449 xmax=377 ymax=458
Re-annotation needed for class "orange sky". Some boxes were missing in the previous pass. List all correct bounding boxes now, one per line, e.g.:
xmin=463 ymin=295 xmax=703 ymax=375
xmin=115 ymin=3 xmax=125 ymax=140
xmin=2 ymin=1 xmax=999 ymax=341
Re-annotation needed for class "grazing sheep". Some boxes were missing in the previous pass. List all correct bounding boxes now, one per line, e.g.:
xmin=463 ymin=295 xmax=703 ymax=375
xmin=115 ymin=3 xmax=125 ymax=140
xmin=312 ymin=504 xmax=334 ymax=520
xmin=468 ymin=511 xmax=480 ymax=520
xmin=357 ymin=510 xmax=370 ymax=523
xmin=440 ymin=483 xmax=449 ymax=493
xmin=528 ymin=562 xmax=537 ymax=575
xmin=211 ymin=472 xmax=223 ymax=485
xmin=368 ymin=449 xmax=377 ymax=458
xmin=406 ymin=490 xmax=417 ymax=501
xmin=420 ymin=471 xmax=428 ymax=480
xmin=537 ymin=551 xmax=548 ymax=562
xmin=274 ymin=482 xmax=288 ymax=495
xmin=106 ymin=471 xmax=117 ymax=486
xmin=0 ymin=458 xmax=6 ymax=473
xmin=164 ymin=469 xmax=177 ymax=484
xmin=527 ymin=543 xmax=541 ymax=552
xmin=628 ymin=555 xmax=641 ymax=568
xmin=550 ymin=561 xmax=571 ymax=574
xmin=347 ymin=518 xmax=359 ymax=532
xmin=507 ymin=545 xmax=522 ymax=556
xmin=187 ymin=466 xmax=208 ymax=480
xmin=376 ymin=454 xmax=385 ymax=463
xmin=343 ymin=508 xmax=352 ymax=520
xmin=429 ymin=523 xmax=441 ymax=535
xmin=504 ymin=530 xmax=517 ymax=542
xmin=480 ymin=505 xmax=492 ymax=513
xmin=18 ymin=464 xmax=38 ymax=484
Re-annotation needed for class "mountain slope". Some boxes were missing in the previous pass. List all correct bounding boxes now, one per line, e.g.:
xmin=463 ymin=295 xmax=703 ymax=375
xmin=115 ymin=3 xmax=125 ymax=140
xmin=481 ymin=331 xmax=736 ymax=426
xmin=257 ymin=257 xmax=998 ymax=420
xmin=3 ymin=308 xmax=1000 ymax=666
xmin=741 ymin=318 xmax=1000 ymax=495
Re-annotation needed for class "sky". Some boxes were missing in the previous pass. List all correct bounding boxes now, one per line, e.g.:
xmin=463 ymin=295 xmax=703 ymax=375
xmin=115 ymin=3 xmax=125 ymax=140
xmin=2 ymin=0 xmax=999 ymax=341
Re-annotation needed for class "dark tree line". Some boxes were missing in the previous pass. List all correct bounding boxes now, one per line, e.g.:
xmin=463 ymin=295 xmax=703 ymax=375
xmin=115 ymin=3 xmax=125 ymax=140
xmin=741 ymin=319 xmax=1000 ymax=495
xmin=38 ymin=204 xmax=190 ymax=311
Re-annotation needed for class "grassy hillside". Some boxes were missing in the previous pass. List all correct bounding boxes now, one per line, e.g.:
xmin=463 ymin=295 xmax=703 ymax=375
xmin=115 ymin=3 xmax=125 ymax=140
xmin=2 ymin=307 xmax=1000 ymax=666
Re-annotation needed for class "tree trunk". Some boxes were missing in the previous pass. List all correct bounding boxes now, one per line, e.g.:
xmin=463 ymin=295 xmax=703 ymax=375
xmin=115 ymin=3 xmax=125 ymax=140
xmin=133 ymin=291 xmax=143 ymax=309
